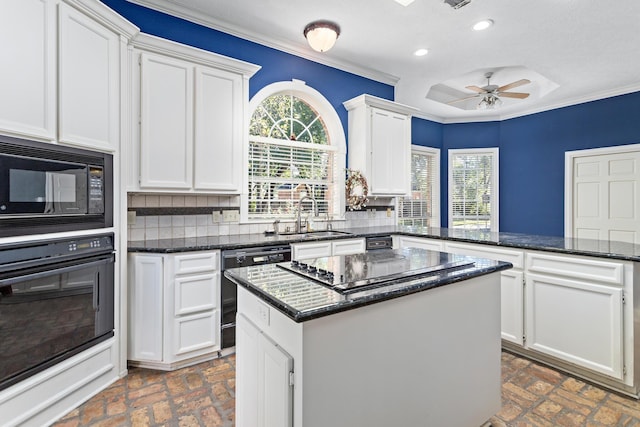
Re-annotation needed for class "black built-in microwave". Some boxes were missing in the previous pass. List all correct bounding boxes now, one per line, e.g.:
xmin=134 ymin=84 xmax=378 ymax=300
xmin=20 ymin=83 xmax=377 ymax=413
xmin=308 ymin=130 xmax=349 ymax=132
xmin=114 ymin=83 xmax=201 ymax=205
xmin=0 ymin=135 xmax=113 ymax=236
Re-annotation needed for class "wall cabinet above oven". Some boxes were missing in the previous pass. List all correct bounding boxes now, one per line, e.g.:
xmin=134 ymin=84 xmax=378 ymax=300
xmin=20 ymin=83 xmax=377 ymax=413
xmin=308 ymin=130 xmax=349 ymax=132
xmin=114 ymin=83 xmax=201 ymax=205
xmin=0 ymin=0 xmax=137 ymax=152
xmin=343 ymin=95 xmax=419 ymax=197
xmin=127 ymin=34 xmax=260 ymax=194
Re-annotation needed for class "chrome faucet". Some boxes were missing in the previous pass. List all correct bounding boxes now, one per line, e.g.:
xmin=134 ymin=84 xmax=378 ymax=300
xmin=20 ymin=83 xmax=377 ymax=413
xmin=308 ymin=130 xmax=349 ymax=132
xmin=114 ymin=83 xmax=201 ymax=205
xmin=296 ymin=195 xmax=318 ymax=233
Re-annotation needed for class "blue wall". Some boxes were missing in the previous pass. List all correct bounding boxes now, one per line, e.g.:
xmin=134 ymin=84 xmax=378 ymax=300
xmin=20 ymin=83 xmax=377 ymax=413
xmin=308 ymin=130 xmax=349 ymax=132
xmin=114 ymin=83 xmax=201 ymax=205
xmin=100 ymin=0 xmax=394 ymax=137
xmin=413 ymin=92 xmax=640 ymax=236
xmin=103 ymin=0 xmax=640 ymax=237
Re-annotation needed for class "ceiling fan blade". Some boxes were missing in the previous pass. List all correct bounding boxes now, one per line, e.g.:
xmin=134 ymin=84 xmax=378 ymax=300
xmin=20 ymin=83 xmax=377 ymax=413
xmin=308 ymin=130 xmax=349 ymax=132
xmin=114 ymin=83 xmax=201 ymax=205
xmin=446 ymin=94 xmax=481 ymax=105
xmin=499 ymin=92 xmax=530 ymax=99
xmin=465 ymin=85 xmax=486 ymax=93
xmin=497 ymin=79 xmax=531 ymax=92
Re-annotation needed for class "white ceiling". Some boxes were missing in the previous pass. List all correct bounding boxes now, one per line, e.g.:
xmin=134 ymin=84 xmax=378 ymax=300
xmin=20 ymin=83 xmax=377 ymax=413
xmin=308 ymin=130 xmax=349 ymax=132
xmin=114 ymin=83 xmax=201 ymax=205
xmin=128 ymin=0 xmax=640 ymax=123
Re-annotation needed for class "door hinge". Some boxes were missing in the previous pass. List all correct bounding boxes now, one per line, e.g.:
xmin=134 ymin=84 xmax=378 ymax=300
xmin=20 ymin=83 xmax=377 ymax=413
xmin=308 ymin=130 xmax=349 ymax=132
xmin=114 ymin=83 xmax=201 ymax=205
xmin=522 ymin=335 xmax=526 ymax=344
xmin=622 ymin=292 xmax=626 ymax=304
xmin=289 ymin=371 xmax=295 ymax=387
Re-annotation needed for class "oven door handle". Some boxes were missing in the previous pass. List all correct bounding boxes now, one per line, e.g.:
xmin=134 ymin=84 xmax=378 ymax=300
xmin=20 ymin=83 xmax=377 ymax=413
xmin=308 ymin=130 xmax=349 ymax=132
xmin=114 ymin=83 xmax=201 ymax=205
xmin=0 ymin=256 xmax=113 ymax=286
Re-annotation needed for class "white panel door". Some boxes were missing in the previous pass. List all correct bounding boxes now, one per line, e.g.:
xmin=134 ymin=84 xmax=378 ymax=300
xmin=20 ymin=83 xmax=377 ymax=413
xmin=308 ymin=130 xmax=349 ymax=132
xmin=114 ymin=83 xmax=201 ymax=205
xmin=573 ymin=150 xmax=640 ymax=244
xmin=525 ymin=273 xmax=624 ymax=380
xmin=129 ymin=255 xmax=164 ymax=362
xmin=0 ymin=0 xmax=56 ymax=140
xmin=58 ymin=2 xmax=119 ymax=151
xmin=140 ymin=52 xmax=193 ymax=189
xmin=257 ymin=331 xmax=294 ymax=427
xmin=194 ymin=66 xmax=243 ymax=192
xmin=370 ymin=108 xmax=410 ymax=195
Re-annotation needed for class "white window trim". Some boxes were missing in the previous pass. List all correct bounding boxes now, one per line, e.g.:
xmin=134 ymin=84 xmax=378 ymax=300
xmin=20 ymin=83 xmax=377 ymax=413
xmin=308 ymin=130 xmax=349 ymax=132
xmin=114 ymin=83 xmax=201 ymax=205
xmin=242 ymin=80 xmax=346 ymax=223
xmin=448 ymin=147 xmax=499 ymax=232
xmin=397 ymin=145 xmax=441 ymax=227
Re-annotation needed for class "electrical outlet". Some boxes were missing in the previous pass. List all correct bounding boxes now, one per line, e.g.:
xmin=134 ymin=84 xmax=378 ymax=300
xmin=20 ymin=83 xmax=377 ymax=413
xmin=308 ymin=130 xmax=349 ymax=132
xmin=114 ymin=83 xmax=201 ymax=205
xmin=127 ymin=211 xmax=136 ymax=225
xmin=386 ymin=208 xmax=392 ymax=218
xmin=257 ymin=301 xmax=270 ymax=326
xmin=222 ymin=209 xmax=240 ymax=222
xmin=212 ymin=210 xmax=222 ymax=223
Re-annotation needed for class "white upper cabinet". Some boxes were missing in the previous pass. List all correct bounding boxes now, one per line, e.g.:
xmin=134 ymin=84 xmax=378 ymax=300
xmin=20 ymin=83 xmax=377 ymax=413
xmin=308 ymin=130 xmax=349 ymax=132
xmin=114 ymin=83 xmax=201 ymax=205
xmin=130 ymin=34 xmax=260 ymax=194
xmin=0 ymin=0 xmax=56 ymax=140
xmin=344 ymin=95 xmax=418 ymax=196
xmin=0 ymin=0 xmax=137 ymax=151
xmin=58 ymin=2 xmax=120 ymax=151
xmin=140 ymin=52 xmax=194 ymax=189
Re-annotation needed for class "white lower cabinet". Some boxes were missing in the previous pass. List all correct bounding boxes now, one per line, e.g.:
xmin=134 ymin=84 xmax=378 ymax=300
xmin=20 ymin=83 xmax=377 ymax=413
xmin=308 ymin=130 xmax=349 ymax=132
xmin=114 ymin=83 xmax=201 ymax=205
xmin=393 ymin=235 xmax=444 ymax=251
xmin=291 ymin=238 xmax=365 ymax=260
xmin=236 ymin=314 xmax=294 ymax=427
xmin=525 ymin=251 xmax=627 ymax=381
xmin=128 ymin=251 xmax=221 ymax=370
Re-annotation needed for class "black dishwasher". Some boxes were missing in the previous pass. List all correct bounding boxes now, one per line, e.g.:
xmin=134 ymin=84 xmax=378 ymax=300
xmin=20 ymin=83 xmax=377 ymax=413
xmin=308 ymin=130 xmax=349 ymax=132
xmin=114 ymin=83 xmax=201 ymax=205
xmin=220 ymin=245 xmax=291 ymax=348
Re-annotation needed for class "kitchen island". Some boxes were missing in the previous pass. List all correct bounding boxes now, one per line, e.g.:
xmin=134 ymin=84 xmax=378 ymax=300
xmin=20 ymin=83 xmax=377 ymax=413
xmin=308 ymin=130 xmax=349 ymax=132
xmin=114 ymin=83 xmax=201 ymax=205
xmin=225 ymin=248 xmax=512 ymax=427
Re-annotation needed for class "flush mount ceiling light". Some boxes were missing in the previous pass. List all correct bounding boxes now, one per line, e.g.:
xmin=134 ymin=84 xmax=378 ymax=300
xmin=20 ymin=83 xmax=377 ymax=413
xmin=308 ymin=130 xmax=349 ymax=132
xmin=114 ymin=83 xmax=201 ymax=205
xmin=394 ymin=0 xmax=416 ymax=6
xmin=414 ymin=48 xmax=429 ymax=57
xmin=473 ymin=19 xmax=494 ymax=31
xmin=304 ymin=20 xmax=340 ymax=52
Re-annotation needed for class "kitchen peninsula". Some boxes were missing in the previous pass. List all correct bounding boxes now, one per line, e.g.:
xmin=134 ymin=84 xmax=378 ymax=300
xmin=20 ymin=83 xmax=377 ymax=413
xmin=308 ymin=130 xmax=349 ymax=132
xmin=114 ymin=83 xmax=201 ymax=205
xmin=224 ymin=247 xmax=512 ymax=427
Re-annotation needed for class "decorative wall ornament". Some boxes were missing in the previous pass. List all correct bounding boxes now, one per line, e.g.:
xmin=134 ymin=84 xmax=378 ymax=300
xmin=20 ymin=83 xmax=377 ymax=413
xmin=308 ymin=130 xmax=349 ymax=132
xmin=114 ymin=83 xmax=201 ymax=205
xmin=345 ymin=169 xmax=369 ymax=211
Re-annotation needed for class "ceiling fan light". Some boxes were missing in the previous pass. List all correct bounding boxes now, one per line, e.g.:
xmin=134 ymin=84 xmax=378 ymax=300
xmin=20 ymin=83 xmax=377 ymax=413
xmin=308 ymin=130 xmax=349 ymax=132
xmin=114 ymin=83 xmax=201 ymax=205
xmin=394 ymin=0 xmax=416 ymax=5
xmin=304 ymin=21 xmax=340 ymax=52
xmin=473 ymin=19 xmax=494 ymax=31
xmin=477 ymin=94 xmax=501 ymax=110
xmin=414 ymin=48 xmax=429 ymax=57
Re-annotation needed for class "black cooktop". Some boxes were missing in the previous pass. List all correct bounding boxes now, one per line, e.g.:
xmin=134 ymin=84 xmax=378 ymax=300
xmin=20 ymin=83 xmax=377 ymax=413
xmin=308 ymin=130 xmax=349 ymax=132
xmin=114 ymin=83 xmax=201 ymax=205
xmin=277 ymin=247 xmax=474 ymax=294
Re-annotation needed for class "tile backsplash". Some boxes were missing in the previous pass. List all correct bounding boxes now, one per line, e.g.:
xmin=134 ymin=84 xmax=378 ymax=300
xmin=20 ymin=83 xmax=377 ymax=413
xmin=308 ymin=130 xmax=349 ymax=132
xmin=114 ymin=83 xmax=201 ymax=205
xmin=127 ymin=194 xmax=395 ymax=241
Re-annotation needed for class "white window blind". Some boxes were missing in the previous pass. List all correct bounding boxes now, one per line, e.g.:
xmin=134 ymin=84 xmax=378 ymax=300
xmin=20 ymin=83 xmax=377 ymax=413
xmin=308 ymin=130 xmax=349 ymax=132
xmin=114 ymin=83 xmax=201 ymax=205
xmin=448 ymin=148 xmax=499 ymax=232
xmin=398 ymin=146 xmax=440 ymax=227
xmin=248 ymin=135 xmax=339 ymax=219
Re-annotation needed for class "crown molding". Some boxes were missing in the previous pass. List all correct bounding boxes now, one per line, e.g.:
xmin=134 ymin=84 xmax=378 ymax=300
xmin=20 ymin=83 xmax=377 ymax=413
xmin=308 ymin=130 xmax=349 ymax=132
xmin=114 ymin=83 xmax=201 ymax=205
xmin=126 ymin=0 xmax=399 ymax=86
xmin=67 ymin=0 xmax=139 ymax=38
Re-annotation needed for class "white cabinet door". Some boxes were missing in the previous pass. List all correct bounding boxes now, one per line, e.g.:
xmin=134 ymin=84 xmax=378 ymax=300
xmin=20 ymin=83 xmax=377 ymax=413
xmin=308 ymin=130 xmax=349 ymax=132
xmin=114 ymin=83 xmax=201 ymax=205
xmin=194 ymin=66 xmax=243 ymax=192
xmin=171 ymin=310 xmax=219 ymax=358
xmin=140 ymin=52 xmax=193 ymax=189
xmin=331 ymin=238 xmax=365 ymax=256
xmin=370 ymin=108 xmax=410 ymax=195
xmin=129 ymin=255 xmax=164 ymax=362
xmin=236 ymin=314 xmax=260 ymax=427
xmin=291 ymin=242 xmax=332 ymax=260
xmin=58 ymin=2 xmax=119 ymax=152
xmin=500 ymin=270 xmax=524 ymax=345
xmin=257 ymin=331 xmax=294 ymax=427
xmin=0 ymin=0 xmax=56 ymax=140
xmin=525 ymin=273 xmax=624 ymax=380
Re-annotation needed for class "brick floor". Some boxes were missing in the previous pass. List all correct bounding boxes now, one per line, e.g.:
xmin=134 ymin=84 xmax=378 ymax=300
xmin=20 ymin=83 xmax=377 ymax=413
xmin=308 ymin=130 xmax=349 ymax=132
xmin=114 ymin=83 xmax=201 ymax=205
xmin=53 ymin=351 xmax=640 ymax=426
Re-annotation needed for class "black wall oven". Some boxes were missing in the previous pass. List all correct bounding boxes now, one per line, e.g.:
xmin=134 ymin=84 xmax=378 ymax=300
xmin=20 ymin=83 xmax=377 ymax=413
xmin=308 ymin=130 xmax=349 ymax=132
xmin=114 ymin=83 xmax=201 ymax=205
xmin=0 ymin=135 xmax=113 ymax=237
xmin=0 ymin=234 xmax=115 ymax=392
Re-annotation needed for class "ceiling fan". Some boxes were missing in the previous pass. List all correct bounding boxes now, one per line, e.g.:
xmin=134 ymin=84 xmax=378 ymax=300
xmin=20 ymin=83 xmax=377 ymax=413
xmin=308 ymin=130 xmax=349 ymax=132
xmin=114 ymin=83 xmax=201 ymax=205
xmin=447 ymin=72 xmax=531 ymax=108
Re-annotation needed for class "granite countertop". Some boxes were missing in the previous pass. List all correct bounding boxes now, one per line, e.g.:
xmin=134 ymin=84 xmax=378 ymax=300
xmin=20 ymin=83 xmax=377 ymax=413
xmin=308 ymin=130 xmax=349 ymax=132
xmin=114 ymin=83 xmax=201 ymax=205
xmin=128 ymin=225 xmax=640 ymax=262
xmin=224 ymin=253 xmax=512 ymax=322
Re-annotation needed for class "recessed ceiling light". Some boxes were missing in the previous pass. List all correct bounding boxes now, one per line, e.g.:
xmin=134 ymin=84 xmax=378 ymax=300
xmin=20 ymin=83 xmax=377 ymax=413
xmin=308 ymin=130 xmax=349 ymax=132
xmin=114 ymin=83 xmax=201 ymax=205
xmin=394 ymin=0 xmax=416 ymax=6
xmin=414 ymin=48 xmax=429 ymax=57
xmin=473 ymin=19 xmax=494 ymax=31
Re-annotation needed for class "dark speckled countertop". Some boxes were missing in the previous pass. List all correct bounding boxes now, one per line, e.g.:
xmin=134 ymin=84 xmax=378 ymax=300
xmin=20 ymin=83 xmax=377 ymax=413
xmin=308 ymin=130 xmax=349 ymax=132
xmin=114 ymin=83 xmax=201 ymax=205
xmin=128 ymin=225 xmax=640 ymax=262
xmin=224 ymin=253 xmax=512 ymax=322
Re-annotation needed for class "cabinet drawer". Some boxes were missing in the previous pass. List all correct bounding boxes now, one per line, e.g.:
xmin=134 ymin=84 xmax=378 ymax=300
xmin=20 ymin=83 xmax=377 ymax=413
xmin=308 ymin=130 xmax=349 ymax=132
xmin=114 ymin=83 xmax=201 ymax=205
xmin=174 ymin=272 xmax=218 ymax=316
xmin=174 ymin=251 xmax=219 ymax=274
xmin=291 ymin=242 xmax=331 ymax=260
xmin=332 ymin=238 xmax=365 ymax=256
xmin=172 ymin=310 xmax=219 ymax=356
xmin=526 ymin=252 xmax=624 ymax=285
xmin=394 ymin=236 xmax=444 ymax=251
xmin=445 ymin=242 xmax=524 ymax=269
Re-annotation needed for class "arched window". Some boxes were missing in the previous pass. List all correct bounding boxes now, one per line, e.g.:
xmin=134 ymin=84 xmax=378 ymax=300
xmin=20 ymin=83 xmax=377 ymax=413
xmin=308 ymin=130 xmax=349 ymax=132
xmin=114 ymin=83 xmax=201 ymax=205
xmin=244 ymin=81 xmax=345 ymax=221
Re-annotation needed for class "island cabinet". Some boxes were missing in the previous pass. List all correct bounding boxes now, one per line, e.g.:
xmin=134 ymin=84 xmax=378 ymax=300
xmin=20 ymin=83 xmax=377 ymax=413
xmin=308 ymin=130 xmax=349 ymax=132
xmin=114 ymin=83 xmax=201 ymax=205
xmin=0 ymin=0 xmax=137 ymax=151
xmin=343 ymin=95 xmax=419 ymax=196
xmin=128 ymin=251 xmax=221 ymax=370
xmin=291 ymin=238 xmax=365 ymax=260
xmin=235 ymin=274 xmax=502 ymax=427
xmin=128 ymin=33 xmax=260 ymax=193
xmin=524 ymin=251 xmax=629 ymax=382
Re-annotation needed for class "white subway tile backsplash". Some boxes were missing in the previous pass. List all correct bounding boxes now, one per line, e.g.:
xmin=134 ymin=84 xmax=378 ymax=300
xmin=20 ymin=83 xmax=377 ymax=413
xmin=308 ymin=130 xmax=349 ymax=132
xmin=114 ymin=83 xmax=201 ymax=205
xmin=184 ymin=196 xmax=197 ymax=207
xmin=184 ymin=216 xmax=196 ymax=227
xmin=158 ymin=227 xmax=172 ymax=239
xmin=131 ymin=195 xmax=146 ymax=208
xmin=172 ymin=196 xmax=185 ymax=207
xmin=172 ymin=215 xmax=185 ymax=227
xmin=159 ymin=216 xmax=172 ymax=227
xmin=130 ymin=228 xmax=145 ymax=241
xmin=184 ymin=227 xmax=196 ymax=238
xmin=145 ymin=228 xmax=158 ymax=240
xmin=145 ymin=216 xmax=159 ymax=227
xmin=172 ymin=227 xmax=185 ymax=238
xmin=145 ymin=195 xmax=159 ymax=207
xmin=159 ymin=195 xmax=172 ymax=207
